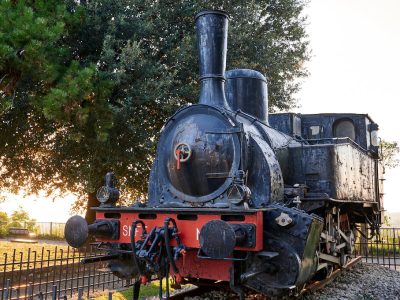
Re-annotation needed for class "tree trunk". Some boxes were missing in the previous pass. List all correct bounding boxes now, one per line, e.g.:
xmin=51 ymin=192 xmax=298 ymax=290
xmin=85 ymin=191 xmax=98 ymax=225
xmin=83 ymin=191 xmax=98 ymax=248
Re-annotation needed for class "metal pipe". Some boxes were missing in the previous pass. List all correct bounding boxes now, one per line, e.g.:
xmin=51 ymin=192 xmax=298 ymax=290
xmin=195 ymin=10 xmax=229 ymax=108
xmin=80 ymin=254 xmax=120 ymax=264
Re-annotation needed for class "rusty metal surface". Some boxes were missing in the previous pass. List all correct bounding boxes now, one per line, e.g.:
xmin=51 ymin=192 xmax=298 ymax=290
xmin=94 ymin=210 xmax=264 ymax=251
xmin=288 ymin=143 xmax=377 ymax=202
xmin=297 ymin=256 xmax=362 ymax=298
xmin=196 ymin=10 xmax=229 ymax=109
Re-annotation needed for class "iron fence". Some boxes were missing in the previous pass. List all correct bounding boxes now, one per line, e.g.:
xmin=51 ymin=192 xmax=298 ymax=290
xmin=354 ymin=227 xmax=400 ymax=270
xmin=33 ymin=223 xmax=65 ymax=239
xmin=0 ymin=245 xmax=127 ymax=300
xmin=1 ymin=227 xmax=399 ymax=299
xmin=2 ymin=284 xmax=120 ymax=300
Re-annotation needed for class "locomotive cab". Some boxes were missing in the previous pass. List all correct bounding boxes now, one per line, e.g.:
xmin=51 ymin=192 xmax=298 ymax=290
xmin=270 ymin=113 xmax=380 ymax=155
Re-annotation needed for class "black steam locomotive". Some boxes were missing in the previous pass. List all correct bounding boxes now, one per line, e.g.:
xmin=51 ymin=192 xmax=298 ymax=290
xmin=65 ymin=10 xmax=383 ymax=299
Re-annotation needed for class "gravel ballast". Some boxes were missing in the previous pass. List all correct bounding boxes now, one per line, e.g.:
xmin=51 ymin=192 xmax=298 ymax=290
xmin=303 ymin=263 xmax=400 ymax=300
xmin=180 ymin=263 xmax=400 ymax=300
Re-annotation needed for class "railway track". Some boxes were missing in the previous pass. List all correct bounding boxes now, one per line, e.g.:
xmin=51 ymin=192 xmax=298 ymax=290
xmin=297 ymin=256 xmax=362 ymax=298
xmin=169 ymin=256 xmax=363 ymax=300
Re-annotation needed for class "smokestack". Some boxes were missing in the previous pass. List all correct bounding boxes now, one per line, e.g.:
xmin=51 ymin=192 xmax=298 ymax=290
xmin=195 ymin=10 xmax=229 ymax=108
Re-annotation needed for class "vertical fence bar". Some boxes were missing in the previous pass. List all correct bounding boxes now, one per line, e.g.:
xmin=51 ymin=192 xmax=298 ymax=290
xmin=10 ymin=249 xmax=16 ymax=292
xmin=82 ymin=246 xmax=88 ymax=299
xmin=111 ymin=246 xmax=115 ymax=290
xmin=32 ymin=250 xmax=37 ymax=297
xmin=58 ymin=249 xmax=64 ymax=299
xmin=369 ymin=232 xmax=373 ymax=264
xmin=77 ymin=288 xmax=83 ymax=300
xmin=93 ymin=245 xmax=96 ymax=293
xmin=38 ymin=247 xmax=44 ymax=295
xmin=395 ymin=228 xmax=398 ymax=270
xmin=95 ymin=246 xmax=99 ymax=291
xmin=70 ymin=248 xmax=76 ymax=298
xmin=24 ymin=248 xmax=31 ymax=299
xmin=108 ymin=291 xmax=112 ymax=300
xmin=52 ymin=247 xmax=57 ymax=295
xmin=102 ymin=257 xmax=106 ymax=292
xmin=17 ymin=252 xmax=23 ymax=295
xmin=51 ymin=285 xmax=57 ymax=300
xmin=87 ymin=246 xmax=92 ymax=299
xmin=15 ymin=287 xmax=19 ymax=300
xmin=45 ymin=250 xmax=51 ymax=298
xmin=4 ymin=279 xmax=10 ymax=300
xmin=2 ymin=253 xmax=7 ymax=300
xmin=64 ymin=247 xmax=70 ymax=297
xmin=107 ymin=258 xmax=112 ymax=291
xmin=27 ymin=283 xmax=33 ymax=300
xmin=382 ymin=230 xmax=385 ymax=265
xmin=76 ymin=248 xmax=82 ymax=296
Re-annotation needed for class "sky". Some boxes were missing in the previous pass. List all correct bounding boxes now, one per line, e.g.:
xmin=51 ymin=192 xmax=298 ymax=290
xmin=295 ymin=0 xmax=400 ymax=212
xmin=1 ymin=0 xmax=399 ymax=222
xmin=0 ymin=191 xmax=77 ymax=222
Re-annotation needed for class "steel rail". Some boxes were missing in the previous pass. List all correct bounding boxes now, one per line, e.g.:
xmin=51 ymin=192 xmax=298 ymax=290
xmin=296 ymin=256 xmax=363 ymax=299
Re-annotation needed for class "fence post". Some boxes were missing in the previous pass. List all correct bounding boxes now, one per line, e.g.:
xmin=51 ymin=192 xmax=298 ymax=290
xmin=27 ymin=282 xmax=33 ymax=300
xmin=4 ymin=279 xmax=10 ymax=300
xmin=50 ymin=222 xmax=53 ymax=236
xmin=108 ymin=291 xmax=113 ymax=300
xmin=360 ymin=224 xmax=368 ymax=256
xmin=77 ymin=288 xmax=83 ymax=300
xmin=52 ymin=285 xmax=57 ymax=300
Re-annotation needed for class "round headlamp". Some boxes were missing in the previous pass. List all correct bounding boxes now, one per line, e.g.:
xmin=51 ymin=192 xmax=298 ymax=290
xmin=96 ymin=172 xmax=120 ymax=207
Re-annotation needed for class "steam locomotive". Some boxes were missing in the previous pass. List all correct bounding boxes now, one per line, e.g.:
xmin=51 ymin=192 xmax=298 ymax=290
xmin=65 ymin=10 xmax=384 ymax=299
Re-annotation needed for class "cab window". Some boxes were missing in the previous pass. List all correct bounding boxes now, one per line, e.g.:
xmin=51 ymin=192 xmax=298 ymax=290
xmin=333 ymin=119 xmax=356 ymax=141
xmin=308 ymin=125 xmax=324 ymax=139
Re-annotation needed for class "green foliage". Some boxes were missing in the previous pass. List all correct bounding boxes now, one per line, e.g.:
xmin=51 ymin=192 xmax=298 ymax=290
xmin=0 ymin=0 xmax=78 ymax=114
xmin=94 ymin=278 xmax=176 ymax=300
xmin=9 ymin=206 xmax=37 ymax=231
xmin=383 ymin=215 xmax=392 ymax=227
xmin=0 ymin=208 xmax=37 ymax=235
xmin=380 ymin=140 xmax=400 ymax=169
xmin=0 ymin=0 xmax=310 ymax=216
xmin=0 ymin=212 xmax=9 ymax=237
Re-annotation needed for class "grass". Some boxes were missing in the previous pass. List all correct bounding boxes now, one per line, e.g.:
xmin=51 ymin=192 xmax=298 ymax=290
xmin=0 ymin=240 xmax=73 ymax=272
xmin=94 ymin=279 xmax=178 ymax=300
xmin=355 ymin=238 xmax=400 ymax=256
xmin=94 ymin=285 xmax=159 ymax=300
xmin=0 ymin=240 xmax=70 ymax=258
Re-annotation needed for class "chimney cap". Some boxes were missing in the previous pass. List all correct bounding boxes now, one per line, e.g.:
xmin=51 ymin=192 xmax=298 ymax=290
xmin=226 ymin=69 xmax=267 ymax=83
xmin=195 ymin=10 xmax=229 ymax=20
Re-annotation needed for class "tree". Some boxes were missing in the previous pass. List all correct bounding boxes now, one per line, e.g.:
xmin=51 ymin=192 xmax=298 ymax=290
xmin=0 ymin=0 xmax=310 ymax=222
xmin=380 ymin=140 xmax=400 ymax=169
xmin=0 ymin=212 xmax=8 ymax=237
xmin=8 ymin=207 xmax=36 ymax=231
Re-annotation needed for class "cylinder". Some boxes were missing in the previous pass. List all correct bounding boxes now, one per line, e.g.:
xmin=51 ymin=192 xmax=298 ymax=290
xmin=195 ymin=10 xmax=229 ymax=108
xmin=225 ymin=69 xmax=269 ymax=123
